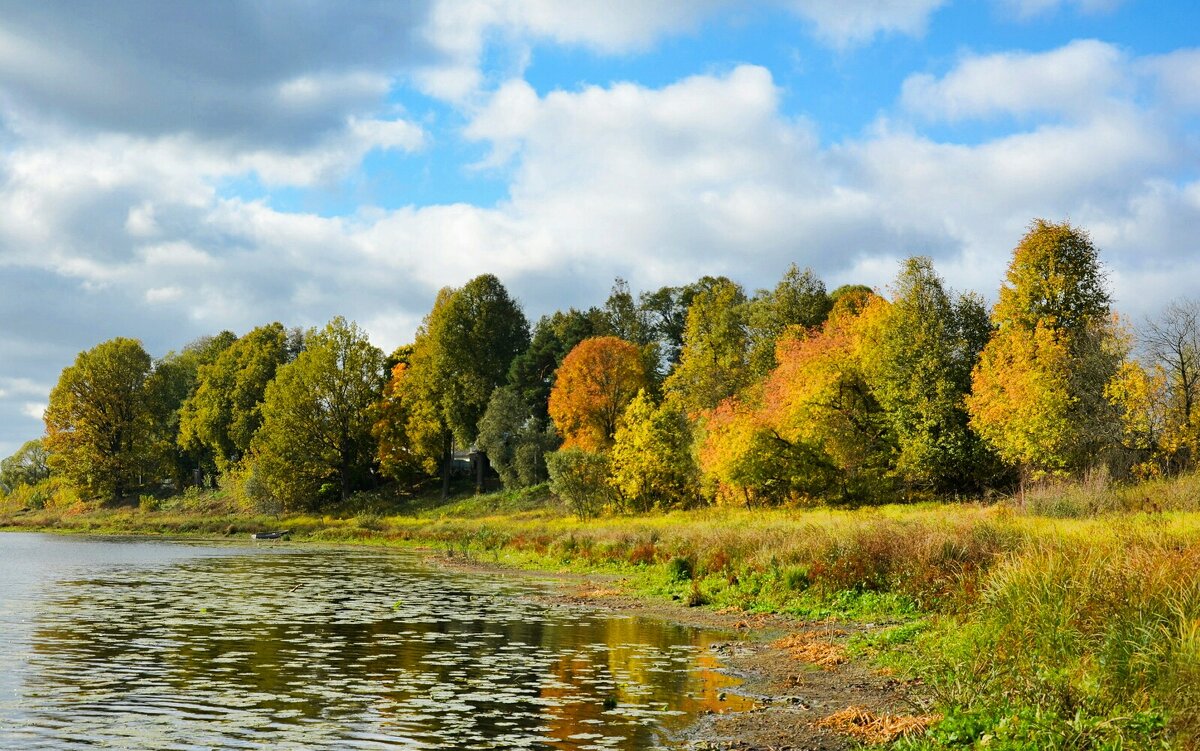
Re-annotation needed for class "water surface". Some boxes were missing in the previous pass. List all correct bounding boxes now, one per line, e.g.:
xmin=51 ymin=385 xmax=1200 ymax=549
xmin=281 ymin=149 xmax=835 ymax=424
xmin=0 ymin=533 xmax=747 ymax=749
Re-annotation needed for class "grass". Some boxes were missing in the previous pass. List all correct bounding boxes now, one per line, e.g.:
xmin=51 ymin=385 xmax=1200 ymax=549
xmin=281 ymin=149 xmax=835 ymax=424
xmin=3 ymin=475 xmax=1200 ymax=747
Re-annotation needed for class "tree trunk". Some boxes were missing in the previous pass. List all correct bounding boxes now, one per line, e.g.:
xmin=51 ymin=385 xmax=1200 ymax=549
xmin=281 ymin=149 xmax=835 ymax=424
xmin=441 ymin=431 xmax=452 ymax=501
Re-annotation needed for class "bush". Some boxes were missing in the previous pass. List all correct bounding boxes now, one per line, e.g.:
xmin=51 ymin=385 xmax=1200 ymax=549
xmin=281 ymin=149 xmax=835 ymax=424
xmin=546 ymin=448 xmax=617 ymax=518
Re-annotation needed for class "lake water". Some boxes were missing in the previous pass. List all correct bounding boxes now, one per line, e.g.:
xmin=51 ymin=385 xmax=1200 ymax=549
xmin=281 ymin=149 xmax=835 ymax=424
xmin=0 ymin=533 xmax=749 ymax=750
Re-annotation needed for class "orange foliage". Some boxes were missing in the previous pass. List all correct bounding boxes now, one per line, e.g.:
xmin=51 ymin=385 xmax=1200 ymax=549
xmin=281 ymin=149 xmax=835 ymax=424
xmin=548 ymin=336 xmax=648 ymax=451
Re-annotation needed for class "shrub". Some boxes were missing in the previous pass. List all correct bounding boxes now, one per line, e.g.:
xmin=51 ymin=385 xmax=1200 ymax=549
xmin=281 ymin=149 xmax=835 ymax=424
xmin=546 ymin=448 xmax=617 ymax=518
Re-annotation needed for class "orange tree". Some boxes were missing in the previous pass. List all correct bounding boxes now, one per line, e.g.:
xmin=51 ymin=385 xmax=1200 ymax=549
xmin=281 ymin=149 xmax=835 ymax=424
xmin=548 ymin=336 xmax=647 ymax=451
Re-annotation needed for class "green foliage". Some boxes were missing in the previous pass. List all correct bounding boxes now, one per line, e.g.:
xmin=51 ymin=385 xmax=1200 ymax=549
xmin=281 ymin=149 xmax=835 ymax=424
xmin=0 ymin=438 xmax=50 ymax=492
xmin=608 ymin=390 xmax=699 ymax=511
xmin=664 ymin=278 xmax=751 ymax=414
xmin=431 ymin=274 xmax=530 ymax=449
xmin=252 ymin=317 xmax=386 ymax=509
xmin=178 ymin=323 xmax=291 ymax=473
xmin=44 ymin=337 xmax=155 ymax=503
xmin=476 ymin=386 xmax=558 ymax=488
xmin=546 ymin=447 xmax=617 ymax=518
xmin=865 ymin=257 xmax=998 ymax=492
xmin=746 ymin=264 xmax=831 ymax=375
xmin=993 ymin=219 xmax=1110 ymax=333
xmin=380 ymin=275 xmax=529 ymax=491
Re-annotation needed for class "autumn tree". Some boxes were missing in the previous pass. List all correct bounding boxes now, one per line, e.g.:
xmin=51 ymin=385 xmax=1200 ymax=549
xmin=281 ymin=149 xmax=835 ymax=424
xmin=746 ymin=264 xmax=831 ymax=375
xmin=759 ymin=290 xmax=896 ymax=502
xmin=44 ymin=338 xmax=155 ymax=503
xmin=608 ymin=390 xmax=699 ymax=511
xmin=549 ymin=336 xmax=648 ymax=451
xmin=664 ymin=278 xmax=750 ymax=414
xmin=865 ymin=257 xmax=996 ymax=492
xmin=178 ymin=323 xmax=292 ymax=475
xmin=968 ymin=220 xmax=1123 ymax=477
xmin=507 ymin=308 xmax=609 ymax=423
xmin=252 ymin=317 xmax=386 ymax=508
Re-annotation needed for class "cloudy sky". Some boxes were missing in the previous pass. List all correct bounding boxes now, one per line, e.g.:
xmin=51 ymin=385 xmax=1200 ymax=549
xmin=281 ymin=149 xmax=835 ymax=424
xmin=0 ymin=0 xmax=1197 ymax=455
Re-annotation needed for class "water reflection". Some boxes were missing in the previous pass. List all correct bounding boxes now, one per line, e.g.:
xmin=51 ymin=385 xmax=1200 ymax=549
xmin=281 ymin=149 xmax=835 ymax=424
xmin=0 ymin=535 xmax=749 ymax=749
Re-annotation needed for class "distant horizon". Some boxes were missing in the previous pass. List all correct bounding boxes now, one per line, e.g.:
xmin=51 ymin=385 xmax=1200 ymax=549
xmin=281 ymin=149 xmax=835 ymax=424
xmin=1 ymin=0 xmax=1197 ymax=454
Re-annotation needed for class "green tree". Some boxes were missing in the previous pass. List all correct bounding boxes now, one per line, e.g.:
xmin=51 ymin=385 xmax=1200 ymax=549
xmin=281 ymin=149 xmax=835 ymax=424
xmin=969 ymin=220 xmax=1123 ymax=477
xmin=145 ymin=331 xmax=237 ymax=490
xmin=746 ymin=264 xmax=831 ymax=375
xmin=44 ymin=338 xmax=155 ymax=503
xmin=609 ymin=390 xmax=699 ymax=511
xmin=476 ymin=386 xmax=557 ymax=488
xmin=378 ymin=275 xmax=529 ymax=497
xmin=178 ymin=323 xmax=292 ymax=473
xmin=664 ymin=278 xmax=750 ymax=414
xmin=546 ymin=447 xmax=616 ymax=518
xmin=604 ymin=278 xmax=662 ymax=388
xmin=865 ymin=257 xmax=996 ymax=492
xmin=641 ymin=276 xmax=736 ymax=374
xmin=0 ymin=439 xmax=50 ymax=492
xmin=252 ymin=317 xmax=386 ymax=508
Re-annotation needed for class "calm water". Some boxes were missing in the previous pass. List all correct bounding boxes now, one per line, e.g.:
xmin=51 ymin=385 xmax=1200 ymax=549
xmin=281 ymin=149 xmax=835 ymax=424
xmin=0 ymin=533 xmax=749 ymax=750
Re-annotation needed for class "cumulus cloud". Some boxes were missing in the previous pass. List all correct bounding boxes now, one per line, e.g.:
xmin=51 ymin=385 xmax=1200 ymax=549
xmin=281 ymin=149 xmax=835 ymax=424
xmin=0 ymin=2 xmax=434 ymax=146
xmin=413 ymin=0 xmax=948 ymax=101
xmin=901 ymin=40 xmax=1131 ymax=122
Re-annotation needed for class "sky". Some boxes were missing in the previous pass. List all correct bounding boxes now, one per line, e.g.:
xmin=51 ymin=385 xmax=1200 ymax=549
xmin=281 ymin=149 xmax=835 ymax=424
xmin=0 ymin=0 xmax=1198 ymax=456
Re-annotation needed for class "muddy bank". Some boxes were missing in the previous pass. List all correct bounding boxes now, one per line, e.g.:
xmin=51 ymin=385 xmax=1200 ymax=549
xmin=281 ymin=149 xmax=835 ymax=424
xmin=432 ymin=554 xmax=932 ymax=750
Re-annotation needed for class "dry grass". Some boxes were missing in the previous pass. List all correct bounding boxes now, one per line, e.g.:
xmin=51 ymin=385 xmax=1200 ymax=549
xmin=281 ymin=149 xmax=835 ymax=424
xmin=773 ymin=629 xmax=849 ymax=668
xmin=814 ymin=705 xmax=940 ymax=744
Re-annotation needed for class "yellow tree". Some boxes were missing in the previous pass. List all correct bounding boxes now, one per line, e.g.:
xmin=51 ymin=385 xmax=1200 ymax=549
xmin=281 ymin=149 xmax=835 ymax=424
xmin=968 ymin=220 xmax=1122 ymax=477
xmin=549 ymin=336 xmax=647 ymax=451
xmin=967 ymin=323 xmax=1075 ymax=476
xmin=608 ymin=390 xmax=698 ymax=511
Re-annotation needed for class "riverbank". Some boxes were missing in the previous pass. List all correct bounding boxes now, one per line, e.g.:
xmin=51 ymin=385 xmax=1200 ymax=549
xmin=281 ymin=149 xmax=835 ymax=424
xmin=4 ymin=475 xmax=1200 ymax=748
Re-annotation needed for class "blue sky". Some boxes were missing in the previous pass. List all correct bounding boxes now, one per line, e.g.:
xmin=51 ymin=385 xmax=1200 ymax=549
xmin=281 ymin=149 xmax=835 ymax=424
xmin=0 ymin=0 xmax=1198 ymax=456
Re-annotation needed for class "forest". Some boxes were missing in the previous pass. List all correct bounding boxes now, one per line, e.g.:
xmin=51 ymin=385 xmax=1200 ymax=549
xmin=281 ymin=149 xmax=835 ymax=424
xmin=1 ymin=218 xmax=1193 ymax=514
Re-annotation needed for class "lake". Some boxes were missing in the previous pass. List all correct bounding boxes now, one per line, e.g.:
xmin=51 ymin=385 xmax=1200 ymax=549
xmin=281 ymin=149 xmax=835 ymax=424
xmin=0 ymin=533 xmax=749 ymax=750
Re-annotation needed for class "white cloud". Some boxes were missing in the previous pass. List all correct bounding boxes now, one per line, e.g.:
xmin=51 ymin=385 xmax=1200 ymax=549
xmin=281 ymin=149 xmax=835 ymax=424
xmin=20 ymin=402 xmax=46 ymax=420
xmin=781 ymin=0 xmax=948 ymax=47
xmin=1001 ymin=0 xmax=1123 ymax=19
xmin=414 ymin=0 xmax=948 ymax=101
xmin=901 ymin=40 xmax=1130 ymax=122
xmin=1140 ymin=48 xmax=1200 ymax=113
xmin=145 ymin=286 xmax=184 ymax=304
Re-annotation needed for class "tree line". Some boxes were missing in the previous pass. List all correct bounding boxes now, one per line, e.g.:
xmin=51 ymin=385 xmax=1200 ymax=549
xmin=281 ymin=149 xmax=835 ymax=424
xmin=5 ymin=219 xmax=1196 ymax=514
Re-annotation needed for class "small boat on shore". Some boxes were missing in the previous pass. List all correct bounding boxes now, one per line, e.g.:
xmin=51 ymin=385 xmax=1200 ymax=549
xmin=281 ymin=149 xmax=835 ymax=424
xmin=251 ymin=530 xmax=290 ymax=540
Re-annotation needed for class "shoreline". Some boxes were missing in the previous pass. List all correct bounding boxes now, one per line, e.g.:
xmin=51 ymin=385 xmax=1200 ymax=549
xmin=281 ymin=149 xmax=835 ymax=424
xmin=1 ymin=525 xmax=925 ymax=749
